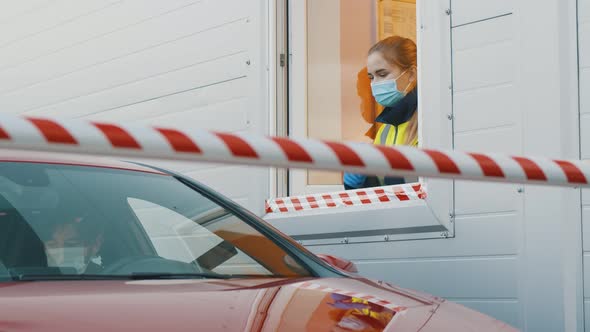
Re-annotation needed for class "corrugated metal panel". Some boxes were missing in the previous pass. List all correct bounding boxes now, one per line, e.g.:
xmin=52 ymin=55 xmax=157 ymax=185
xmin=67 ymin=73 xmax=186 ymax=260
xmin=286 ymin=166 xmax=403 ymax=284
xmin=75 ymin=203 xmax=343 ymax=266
xmin=307 ymin=214 xmax=518 ymax=260
xmin=450 ymin=300 xmax=520 ymax=328
xmin=450 ymin=0 xmax=512 ymax=27
xmin=0 ymin=0 xmax=270 ymax=214
xmin=0 ymin=0 xmax=121 ymax=49
xmin=582 ymin=114 xmax=590 ymax=159
xmin=455 ymin=182 xmax=519 ymax=215
xmin=0 ymin=0 xmax=53 ymax=25
xmin=580 ymin=10 xmax=590 ymax=162
xmin=0 ymin=1 xmax=202 ymax=77
xmin=356 ymin=256 xmax=518 ymax=298
xmin=451 ymin=13 xmax=522 ymax=326
xmin=580 ymin=0 xmax=590 ymax=329
xmin=582 ymin=208 xmax=590 ymax=252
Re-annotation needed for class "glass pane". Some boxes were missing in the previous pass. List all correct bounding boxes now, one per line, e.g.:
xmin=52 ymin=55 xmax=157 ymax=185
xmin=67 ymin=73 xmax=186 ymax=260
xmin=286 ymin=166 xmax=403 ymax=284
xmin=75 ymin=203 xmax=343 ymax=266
xmin=0 ymin=162 xmax=311 ymax=280
xmin=128 ymin=198 xmax=273 ymax=276
xmin=306 ymin=0 xmax=417 ymax=185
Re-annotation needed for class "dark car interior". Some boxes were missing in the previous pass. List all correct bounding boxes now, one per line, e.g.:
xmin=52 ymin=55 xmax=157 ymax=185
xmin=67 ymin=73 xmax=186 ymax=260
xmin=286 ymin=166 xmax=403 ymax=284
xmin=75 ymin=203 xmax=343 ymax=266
xmin=0 ymin=161 xmax=311 ymax=280
xmin=0 ymin=162 xmax=210 ymax=279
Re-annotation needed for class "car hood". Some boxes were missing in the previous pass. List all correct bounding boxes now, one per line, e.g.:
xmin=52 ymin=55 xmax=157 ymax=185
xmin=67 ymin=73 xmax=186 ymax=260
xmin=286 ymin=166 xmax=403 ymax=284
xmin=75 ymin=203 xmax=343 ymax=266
xmin=0 ymin=277 xmax=515 ymax=331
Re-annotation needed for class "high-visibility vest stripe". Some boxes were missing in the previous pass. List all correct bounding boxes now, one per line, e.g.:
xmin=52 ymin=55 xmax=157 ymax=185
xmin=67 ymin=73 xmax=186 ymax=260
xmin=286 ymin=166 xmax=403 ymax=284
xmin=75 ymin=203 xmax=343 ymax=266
xmin=374 ymin=122 xmax=416 ymax=147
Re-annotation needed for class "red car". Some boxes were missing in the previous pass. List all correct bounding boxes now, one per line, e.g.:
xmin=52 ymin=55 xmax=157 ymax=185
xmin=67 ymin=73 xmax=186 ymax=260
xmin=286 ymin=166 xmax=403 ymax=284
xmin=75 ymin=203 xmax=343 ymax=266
xmin=0 ymin=151 xmax=516 ymax=331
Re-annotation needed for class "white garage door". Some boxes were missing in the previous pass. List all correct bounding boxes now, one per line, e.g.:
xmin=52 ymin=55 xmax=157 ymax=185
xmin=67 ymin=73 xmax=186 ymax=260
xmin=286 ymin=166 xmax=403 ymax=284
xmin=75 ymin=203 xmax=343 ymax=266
xmin=0 ymin=0 xmax=271 ymax=214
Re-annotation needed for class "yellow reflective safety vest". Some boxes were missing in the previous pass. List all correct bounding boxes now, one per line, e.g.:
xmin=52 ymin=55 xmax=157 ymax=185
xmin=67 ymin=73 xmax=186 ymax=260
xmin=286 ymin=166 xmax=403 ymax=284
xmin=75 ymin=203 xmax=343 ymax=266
xmin=371 ymin=89 xmax=418 ymax=186
xmin=373 ymin=121 xmax=418 ymax=147
xmin=373 ymin=88 xmax=418 ymax=147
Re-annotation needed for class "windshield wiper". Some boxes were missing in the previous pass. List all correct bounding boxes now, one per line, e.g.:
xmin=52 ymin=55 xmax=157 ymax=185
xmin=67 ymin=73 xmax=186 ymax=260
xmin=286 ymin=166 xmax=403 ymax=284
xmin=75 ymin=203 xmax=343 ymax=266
xmin=12 ymin=273 xmax=230 ymax=281
xmin=13 ymin=274 xmax=132 ymax=281
xmin=12 ymin=272 xmax=278 ymax=282
xmin=129 ymin=272 xmax=231 ymax=280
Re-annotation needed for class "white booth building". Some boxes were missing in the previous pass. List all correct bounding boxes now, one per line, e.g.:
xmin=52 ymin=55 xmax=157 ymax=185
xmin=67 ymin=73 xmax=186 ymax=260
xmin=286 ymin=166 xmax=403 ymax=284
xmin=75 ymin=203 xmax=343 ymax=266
xmin=0 ymin=0 xmax=588 ymax=330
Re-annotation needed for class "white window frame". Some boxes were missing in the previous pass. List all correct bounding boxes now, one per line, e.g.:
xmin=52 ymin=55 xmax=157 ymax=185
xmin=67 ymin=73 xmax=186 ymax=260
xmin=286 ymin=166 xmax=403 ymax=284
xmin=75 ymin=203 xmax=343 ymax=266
xmin=416 ymin=0 xmax=454 ymax=231
xmin=277 ymin=0 xmax=454 ymax=241
xmin=288 ymin=0 xmax=343 ymax=196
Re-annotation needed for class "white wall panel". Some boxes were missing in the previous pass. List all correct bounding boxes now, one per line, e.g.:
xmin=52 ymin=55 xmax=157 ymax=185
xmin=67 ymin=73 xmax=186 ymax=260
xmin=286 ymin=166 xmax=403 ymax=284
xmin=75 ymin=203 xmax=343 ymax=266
xmin=451 ymin=13 xmax=512 ymax=51
xmin=0 ymin=0 xmax=204 ymax=70
xmin=0 ymin=0 xmax=270 ymax=214
xmin=85 ymin=78 xmax=248 ymax=124
xmin=0 ymin=0 xmax=52 ymax=23
xmin=583 ymin=189 xmax=590 ymax=206
xmin=2 ymin=18 xmax=249 ymax=114
xmin=451 ymin=300 xmax=520 ymax=328
xmin=582 ymin=114 xmax=590 ymax=159
xmin=307 ymin=214 xmax=518 ymax=260
xmin=581 ymin=68 xmax=590 ymax=115
xmin=454 ymin=84 xmax=515 ymax=134
xmin=455 ymin=183 xmax=519 ymax=215
xmin=583 ymin=207 xmax=590 ymax=252
xmin=581 ymin=6 xmax=590 ymax=310
xmin=184 ymin=166 xmax=263 ymax=199
xmin=452 ymin=15 xmax=515 ymax=141
xmin=134 ymin=98 xmax=249 ymax=132
xmin=454 ymin=125 xmax=521 ymax=154
xmin=0 ymin=0 xmax=247 ymax=96
xmin=24 ymin=53 xmax=248 ymax=118
xmin=451 ymin=0 xmax=512 ymax=27
xmin=0 ymin=0 xmax=120 ymax=48
xmin=583 ymin=255 xmax=590 ymax=296
xmin=452 ymin=44 xmax=513 ymax=92
xmin=305 ymin=211 xmax=520 ymax=325
xmin=356 ymin=257 xmax=518 ymax=299
xmin=580 ymin=23 xmax=590 ymax=69
xmin=452 ymin=36 xmax=514 ymax=93
xmin=447 ymin=7 xmax=521 ymax=326
xmin=579 ymin=0 xmax=590 ymax=330
xmin=582 ymin=0 xmax=590 ymax=23
xmin=581 ymin=0 xmax=590 ymax=251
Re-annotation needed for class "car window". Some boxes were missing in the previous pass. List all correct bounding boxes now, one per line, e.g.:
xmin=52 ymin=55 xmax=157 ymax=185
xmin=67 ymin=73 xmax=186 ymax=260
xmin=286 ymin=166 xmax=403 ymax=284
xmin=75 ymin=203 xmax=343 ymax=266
xmin=0 ymin=162 xmax=311 ymax=280
xmin=128 ymin=198 xmax=272 ymax=275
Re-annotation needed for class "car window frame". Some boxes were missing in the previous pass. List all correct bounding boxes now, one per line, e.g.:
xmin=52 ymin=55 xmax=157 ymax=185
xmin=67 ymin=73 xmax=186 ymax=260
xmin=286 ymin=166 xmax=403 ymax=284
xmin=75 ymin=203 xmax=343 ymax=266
xmin=168 ymin=172 xmax=350 ymax=279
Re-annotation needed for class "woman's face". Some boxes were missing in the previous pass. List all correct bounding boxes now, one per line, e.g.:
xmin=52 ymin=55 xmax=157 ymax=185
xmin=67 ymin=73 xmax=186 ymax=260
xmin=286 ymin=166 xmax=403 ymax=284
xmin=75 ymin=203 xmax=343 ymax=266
xmin=367 ymin=51 xmax=415 ymax=92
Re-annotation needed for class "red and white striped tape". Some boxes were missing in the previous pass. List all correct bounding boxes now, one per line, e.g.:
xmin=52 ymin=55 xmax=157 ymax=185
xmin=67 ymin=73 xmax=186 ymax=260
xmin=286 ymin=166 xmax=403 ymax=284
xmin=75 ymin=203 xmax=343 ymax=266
xmin=0 ymin=114 xmax=588 ymax=188
xmin=265 ymin=183 xmax=426 ymax=214
xmin=294 ymin=281 xmax=407 ymax=312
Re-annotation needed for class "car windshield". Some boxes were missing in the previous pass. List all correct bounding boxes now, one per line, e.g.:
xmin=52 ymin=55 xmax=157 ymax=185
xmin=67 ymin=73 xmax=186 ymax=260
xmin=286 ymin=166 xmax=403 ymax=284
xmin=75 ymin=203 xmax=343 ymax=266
xmin=0 ymin=162 xmax=311 ymax=281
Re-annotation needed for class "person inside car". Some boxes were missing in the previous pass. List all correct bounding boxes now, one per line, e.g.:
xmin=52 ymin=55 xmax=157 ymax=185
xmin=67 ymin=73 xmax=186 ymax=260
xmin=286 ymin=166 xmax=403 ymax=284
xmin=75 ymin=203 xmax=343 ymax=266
xmin=43 ymin=214 xmax=104 ymax=274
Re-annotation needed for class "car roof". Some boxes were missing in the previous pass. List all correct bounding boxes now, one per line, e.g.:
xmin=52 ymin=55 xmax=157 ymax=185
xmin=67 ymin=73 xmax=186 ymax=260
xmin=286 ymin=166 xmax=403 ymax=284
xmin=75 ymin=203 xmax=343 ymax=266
xmin=0 ymin=149 xmax=168 ymax=175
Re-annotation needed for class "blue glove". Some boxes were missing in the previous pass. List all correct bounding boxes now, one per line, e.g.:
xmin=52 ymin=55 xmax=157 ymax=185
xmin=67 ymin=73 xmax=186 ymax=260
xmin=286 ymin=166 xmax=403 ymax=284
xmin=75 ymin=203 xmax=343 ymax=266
xmin=343 ymin=173 xmax=367 ymax=189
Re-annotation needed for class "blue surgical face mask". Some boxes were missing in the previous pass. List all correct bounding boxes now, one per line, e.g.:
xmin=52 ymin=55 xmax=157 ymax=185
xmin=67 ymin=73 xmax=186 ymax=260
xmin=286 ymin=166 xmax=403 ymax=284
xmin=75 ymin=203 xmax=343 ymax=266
xmin=371 ymin=70 xmax=410 ymax=107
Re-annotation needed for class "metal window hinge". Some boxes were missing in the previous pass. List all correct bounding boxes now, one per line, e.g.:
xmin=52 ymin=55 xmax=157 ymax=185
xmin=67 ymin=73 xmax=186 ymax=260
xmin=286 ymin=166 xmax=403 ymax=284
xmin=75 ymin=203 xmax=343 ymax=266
xmin=280 ymin=53 xmax=286 ymax=67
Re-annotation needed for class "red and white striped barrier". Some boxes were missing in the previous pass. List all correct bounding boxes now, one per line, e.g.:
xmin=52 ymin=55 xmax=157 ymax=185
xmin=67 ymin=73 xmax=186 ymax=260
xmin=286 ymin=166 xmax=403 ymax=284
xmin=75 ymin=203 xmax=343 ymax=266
xmin=265 ymin=183 xmax=426 ymax=214
xmin=294 ymin=281 xmax=407 ymax=312
xmin=0 ymin=114 xmax=588 ymax=188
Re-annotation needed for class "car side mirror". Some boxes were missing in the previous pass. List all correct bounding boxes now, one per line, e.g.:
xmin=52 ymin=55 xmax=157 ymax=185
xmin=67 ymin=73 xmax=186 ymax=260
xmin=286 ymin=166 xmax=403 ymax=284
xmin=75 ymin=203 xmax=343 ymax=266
xmin=316 ymin=254 xmax=358 ymax=273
